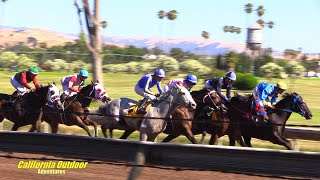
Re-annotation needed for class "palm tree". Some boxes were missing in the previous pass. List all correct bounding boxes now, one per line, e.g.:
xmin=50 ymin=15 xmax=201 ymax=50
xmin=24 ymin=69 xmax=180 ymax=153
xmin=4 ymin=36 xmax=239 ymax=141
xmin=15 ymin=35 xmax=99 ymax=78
xmin=167 ymin=10 xmax=178 ymax=20
xmin=201 ymin=31 xmax=209 ymax=56
xmin=244 ymin=3 xmax=253 ymax=14
xmin=157 ymin=10 xmax=167 ymax=54
xmin=266 ymin=21 xmax=274 ymax=29
xmin=223 ymin=26 xmax=231 ymax=33
xmin=256 ymin=5 xmax=265 ymax=17
xmin=158 ymin=10 xmax=166 ymax=19
xmin=156 ymin=10 xmax=178 ymax=53
xmin=257 ymin=19 xmax=265 ymax=28
xmin=201 ymin=31 xmax=209 ymax=39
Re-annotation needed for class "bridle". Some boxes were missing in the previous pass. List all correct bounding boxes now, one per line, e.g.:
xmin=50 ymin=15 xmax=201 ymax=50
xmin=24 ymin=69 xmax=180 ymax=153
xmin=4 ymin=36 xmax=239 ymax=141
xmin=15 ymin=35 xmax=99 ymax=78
xmin=202 ymin=91 xmax=221 ymax=111
xmin=275 ymin=95 xmax=306 ymax=117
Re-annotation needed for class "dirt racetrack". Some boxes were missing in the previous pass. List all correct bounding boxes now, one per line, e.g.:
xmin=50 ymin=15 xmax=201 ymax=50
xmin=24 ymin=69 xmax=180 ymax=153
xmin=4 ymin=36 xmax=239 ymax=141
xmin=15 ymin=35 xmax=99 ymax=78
xmin=0 ymin=151 xmax=292 ymax=180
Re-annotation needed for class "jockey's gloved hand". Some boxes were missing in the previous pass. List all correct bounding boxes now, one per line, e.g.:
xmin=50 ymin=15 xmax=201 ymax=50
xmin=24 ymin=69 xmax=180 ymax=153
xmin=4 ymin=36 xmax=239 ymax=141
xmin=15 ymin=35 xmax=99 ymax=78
xmin=154 ymin=93 xmax=161 ymax=97
xmin=263 ymin=101 xmax=272 ymax=107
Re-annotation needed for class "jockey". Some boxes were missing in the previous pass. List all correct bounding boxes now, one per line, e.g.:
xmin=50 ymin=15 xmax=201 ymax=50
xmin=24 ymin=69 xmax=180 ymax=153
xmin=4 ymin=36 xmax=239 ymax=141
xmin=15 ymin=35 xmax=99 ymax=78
xmin=135 ymin=68 xmax=165 ymax=114
xmin=253 ymin=81 xmax=287 ymax=123
xmin=204 ymin=71 xmax=236 ymax=103
xmin=164 ymin=74 xmax=198 ymax=92
xmin=10 ymin=66 xmax=41 ymax=96
xmin=60 ymin=69 xmax=89 ymax=101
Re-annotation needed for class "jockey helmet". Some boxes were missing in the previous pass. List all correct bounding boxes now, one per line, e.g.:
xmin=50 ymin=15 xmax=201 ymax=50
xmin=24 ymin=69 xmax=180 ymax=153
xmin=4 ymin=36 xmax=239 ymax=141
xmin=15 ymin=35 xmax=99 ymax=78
xmin=154 ymin=68 xmax=166 ymax=78
xmin=276 ymin=81 xmax=287 ymax=90
xmin=186 ymin=74 xmax=198 ymax=84
xmin=79 ymin=69 xmax=89 ymax=78
xmin=225 ymin=71 xmax=236 ymax=81
xmin=28 ymin=66 xmax=39 ymax=75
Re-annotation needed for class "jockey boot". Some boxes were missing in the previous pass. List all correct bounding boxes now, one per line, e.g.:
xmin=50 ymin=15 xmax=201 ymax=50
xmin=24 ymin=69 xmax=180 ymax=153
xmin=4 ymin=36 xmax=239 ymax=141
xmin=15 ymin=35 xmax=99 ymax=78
xmin=263 ymin=114 xmax=269 ymax=122
xmin=137 ymin=98 xmax=148 ymax=114
xmin=11 ymin=91 xmax=18 ymax=97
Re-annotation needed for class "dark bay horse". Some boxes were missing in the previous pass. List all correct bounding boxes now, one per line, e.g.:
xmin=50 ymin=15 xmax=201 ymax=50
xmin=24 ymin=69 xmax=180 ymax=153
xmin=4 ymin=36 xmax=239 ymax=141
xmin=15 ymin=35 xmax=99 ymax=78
xmin=162 ymin=89 xmax=228 ymax=144
xmin=29 ymin=81 xmax=110 ymax=136
xmin=228 ymin=92 xmax=312 ymax=150
xmin=0 ymin=83 xmax=62 ymax=132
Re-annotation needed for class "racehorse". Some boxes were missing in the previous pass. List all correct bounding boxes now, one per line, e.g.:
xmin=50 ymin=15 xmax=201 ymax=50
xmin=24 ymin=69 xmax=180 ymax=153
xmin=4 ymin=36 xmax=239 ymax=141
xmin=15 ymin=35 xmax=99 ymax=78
xmin=115 ymin=89 xmax=224 ymax=142
xmin=29 ymin=81 xmax=110 ymax=137
xmin=0 ymin=83 xmax=62 ymax=132
xmin=90 ymin=84 xmax=196 ymax=141
xmin=138 ymin=84 xmax=196 ymax=141
xmin=161 ymin=89 xmax=228 ymax=144
xmin=228 ymin=92 xmax=312 ymax=150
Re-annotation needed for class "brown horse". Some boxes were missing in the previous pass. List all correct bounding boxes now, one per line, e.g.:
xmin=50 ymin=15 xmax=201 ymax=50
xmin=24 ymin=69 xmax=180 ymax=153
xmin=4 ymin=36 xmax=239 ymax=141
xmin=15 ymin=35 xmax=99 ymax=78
xmin=0 ymin=83 xmax=62 ymax=132
xmin=228 ymin=92 xmax=312 ymax=150
xmin=29 ymin=81 xmax=110 ymax=136
xmin=161 ymin=89 xmax=228 ymax=144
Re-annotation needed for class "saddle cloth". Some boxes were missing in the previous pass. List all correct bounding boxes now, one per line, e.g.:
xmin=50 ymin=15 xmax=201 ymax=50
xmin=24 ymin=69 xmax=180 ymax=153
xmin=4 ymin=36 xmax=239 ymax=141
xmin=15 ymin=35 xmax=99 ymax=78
xmin=126 ymin=100 xmax=152 ymax=117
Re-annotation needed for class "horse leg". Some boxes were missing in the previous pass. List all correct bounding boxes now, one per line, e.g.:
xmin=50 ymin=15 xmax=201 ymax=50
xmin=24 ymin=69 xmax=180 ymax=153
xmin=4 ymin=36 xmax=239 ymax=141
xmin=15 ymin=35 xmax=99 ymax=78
xmin=182 ymin=123 xmax=198 ymax=144
xmin=29 ymin=124 xmax=37 ymax=132
xmin=209 ymin=134 xmax=219 ymax=145
xmin=200 ymin=131 xmax=207 ymax=144
xmin=120 ymin=130 xmax=135 ymax=139
xmin=228 ymin=135 xmax=236 ymax=146
xmin=272 ymin=132 xmax=292 ymax=150
xmin=85 ymin=118 xmax=98 ymax=137
xmin=50 ymin=122 xmax=59 ymax=133
xmin=147 ymin=133 xmax=158 ymax=142
xmin=101 ymin=123 xmax=109 ymax=138
xmin=12 ymin=123 xmax=22 ymax=131
xmin=35 ymin=119 xmax=42 ymax=132
xmin=162 ymin=134 xmax=179 ymax=142
xmin=244 ymin=136 xmax=252 ymax=147
xmin=75 ymin=116 xmax=92 ymax=136
xmin=140 ymin=131 xmax=148 ymax=141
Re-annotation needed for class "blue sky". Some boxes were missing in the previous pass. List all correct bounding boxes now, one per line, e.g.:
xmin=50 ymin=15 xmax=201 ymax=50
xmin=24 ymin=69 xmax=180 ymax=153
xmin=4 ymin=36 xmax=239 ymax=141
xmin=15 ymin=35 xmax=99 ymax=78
xmin=1 ymin=0 xmax=320 ymax=53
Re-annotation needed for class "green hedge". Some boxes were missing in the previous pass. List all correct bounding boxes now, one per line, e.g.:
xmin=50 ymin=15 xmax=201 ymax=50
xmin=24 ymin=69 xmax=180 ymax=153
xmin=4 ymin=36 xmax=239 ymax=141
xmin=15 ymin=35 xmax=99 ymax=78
xmin=233 ymin=73 xmax=258 ymax=90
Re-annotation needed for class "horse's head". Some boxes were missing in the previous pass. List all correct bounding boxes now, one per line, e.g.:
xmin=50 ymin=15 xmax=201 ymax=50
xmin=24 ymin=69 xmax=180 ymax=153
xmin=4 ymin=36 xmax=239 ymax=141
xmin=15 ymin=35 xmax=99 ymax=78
xmin=170 ymin=84 xmax=197 ymax=110
xmin=47 ymin=83 xmax=63 ymax=109
xmin=202 ymin=90 xmax=227 ymax=113
xmin=278 ymin=92 xmax=313 ymax=119
xmin=79 ymin=81 xmax=111 ymax=103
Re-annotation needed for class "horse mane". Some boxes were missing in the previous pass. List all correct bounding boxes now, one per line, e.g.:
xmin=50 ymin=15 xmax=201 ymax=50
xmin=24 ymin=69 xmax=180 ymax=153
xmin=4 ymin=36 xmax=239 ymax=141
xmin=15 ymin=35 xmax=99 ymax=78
xmin=233 ymin=92 xmax=253 ymax=102
xmin=282 ymin=92 xmax=298 ymax=99
xmin=24 ymin=85 xmax=48 ymax=98
xmin=275 ymin=92 xmax=298 ymax=107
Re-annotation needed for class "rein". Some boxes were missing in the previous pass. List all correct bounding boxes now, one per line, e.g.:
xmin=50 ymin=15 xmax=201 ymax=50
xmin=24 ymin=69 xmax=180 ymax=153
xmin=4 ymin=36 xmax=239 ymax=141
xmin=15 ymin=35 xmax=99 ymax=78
xmin=274 ymin=95 xmax=305 ymax=116
xmin=202 ymin=91 xmax=220 ymax=111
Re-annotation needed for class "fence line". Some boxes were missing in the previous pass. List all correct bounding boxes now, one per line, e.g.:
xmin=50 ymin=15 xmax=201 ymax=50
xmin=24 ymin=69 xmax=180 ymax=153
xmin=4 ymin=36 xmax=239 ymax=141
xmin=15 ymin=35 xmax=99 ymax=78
xmin=0 ymin=131 xmax=319 ymax=179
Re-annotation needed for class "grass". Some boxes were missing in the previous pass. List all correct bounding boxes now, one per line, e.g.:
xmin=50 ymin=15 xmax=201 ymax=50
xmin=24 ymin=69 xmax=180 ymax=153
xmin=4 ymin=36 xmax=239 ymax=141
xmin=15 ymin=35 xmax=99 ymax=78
xmin=0 ymin=71 xmax=320 ymax=152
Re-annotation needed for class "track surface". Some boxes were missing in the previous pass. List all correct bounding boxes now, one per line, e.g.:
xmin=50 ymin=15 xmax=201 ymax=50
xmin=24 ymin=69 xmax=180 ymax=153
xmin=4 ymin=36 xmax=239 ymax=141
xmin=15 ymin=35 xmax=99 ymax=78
xmin=0 ymin=151 xmax=290 ymax=180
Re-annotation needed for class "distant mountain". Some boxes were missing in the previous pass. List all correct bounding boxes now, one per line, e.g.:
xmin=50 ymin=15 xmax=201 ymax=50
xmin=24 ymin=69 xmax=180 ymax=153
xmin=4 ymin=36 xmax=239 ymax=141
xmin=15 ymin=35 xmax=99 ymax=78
xmin=0 ymin=26 xmax=247 ymax=55
xmin=102 ymin=36 xmax=246 ymax=55
xmin=0 ymin=27 xmax=76 ymax=47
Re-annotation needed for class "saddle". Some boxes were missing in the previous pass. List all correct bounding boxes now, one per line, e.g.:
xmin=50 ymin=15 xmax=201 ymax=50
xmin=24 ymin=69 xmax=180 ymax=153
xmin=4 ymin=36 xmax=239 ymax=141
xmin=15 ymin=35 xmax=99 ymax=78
xmin=126 ymin=100 xmax=152 ymax=117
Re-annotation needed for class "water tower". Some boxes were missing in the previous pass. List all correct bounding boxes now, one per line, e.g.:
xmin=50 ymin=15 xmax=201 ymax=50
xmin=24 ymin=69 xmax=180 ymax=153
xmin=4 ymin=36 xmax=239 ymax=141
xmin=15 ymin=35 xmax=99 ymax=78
xmin=246 ymin=23 xmax=262 ymax=56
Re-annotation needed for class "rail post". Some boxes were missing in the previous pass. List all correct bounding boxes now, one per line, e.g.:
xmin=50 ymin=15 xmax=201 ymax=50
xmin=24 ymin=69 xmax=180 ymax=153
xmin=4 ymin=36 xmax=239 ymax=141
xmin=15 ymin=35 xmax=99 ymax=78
xmin=128 ymin=146 xmax=146 ymax=180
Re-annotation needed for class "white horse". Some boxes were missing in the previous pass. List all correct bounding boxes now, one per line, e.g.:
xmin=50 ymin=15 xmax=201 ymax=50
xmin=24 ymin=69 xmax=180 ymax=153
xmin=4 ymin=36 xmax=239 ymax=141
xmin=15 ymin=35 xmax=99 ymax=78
xmin=89 ymin=84 xmax=197 ymax=141
xmin=139 ymin=84 xmax=196 ymax=141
